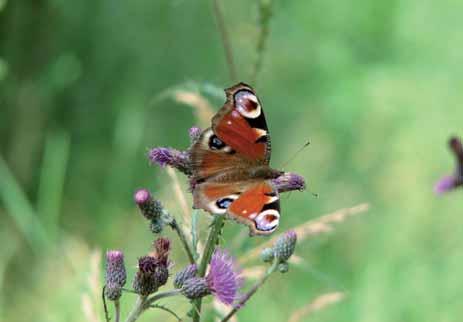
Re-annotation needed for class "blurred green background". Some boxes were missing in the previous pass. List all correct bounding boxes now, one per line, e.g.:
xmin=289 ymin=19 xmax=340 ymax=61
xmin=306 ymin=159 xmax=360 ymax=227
xmin=1 ymin=0 xmax=463 ymax=321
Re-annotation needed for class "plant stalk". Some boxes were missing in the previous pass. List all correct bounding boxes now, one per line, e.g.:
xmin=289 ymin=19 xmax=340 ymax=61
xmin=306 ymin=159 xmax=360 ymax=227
xmin=125 ymin=296 xmax=147 ymax=322
xmin=171 ymin=218 xmax=196 ymax=264
xmin=191 ymin=215 xmax=226 ymax=322
xmin=213 ymin=0 xmax=237 ymax=82
xmin=115 ymin=300 xmax=121 ymax=322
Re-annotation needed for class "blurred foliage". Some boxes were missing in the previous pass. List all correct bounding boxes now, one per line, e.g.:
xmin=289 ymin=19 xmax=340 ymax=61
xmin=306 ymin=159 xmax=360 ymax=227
xmin=1 ymin=0 xmax=463 ymax=321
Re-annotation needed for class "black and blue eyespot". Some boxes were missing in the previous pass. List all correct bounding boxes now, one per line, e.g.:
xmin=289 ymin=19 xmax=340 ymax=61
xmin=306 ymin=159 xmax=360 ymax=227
xmin=209 ymin=134 xmax=226 ymax=150
xmin=216 ymin=198 xmax=234 ymax=209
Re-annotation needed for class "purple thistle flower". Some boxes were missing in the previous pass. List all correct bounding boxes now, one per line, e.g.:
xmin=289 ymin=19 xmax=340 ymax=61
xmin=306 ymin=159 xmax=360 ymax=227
xmin=138 ymin=256 xmax=158 ymax=274
xmin=148 ymin=147 xmax=192 ymax=175
xmin=134 ymin=189 xmax=163 ymax=221
xmin=434 ymin=176 xmax=458 ymax=194
xmin=134 ymin=189 xmax=151 ymax=205
xmin=206 ymin=249 xmax=243 ymax=306
xmin=189 ymin=126 xmax=202 ymax=142
xmin=272 ymin=172 xmax=306 ymax=193
xmin=105 ymin=250 xmax=127 ymax=301
xmin=105 ymin=250 xmax=127 ymax=286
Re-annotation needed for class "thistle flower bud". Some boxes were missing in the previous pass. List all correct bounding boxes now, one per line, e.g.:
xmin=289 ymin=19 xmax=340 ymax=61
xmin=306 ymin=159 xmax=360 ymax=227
xmin=105 ymin=250 xmax=127 ymax=300
xmin=105 ymin=282 xmax=122 ymax=301
xmin=153 ymin=237 xmax=171 ymax=265
xmin=134 ymin=189 xmax=163 ymax=221
xmin=181 ymin=277 xmax=211 ymax=299
xmin=260 ymin=247 xmax=275 ymax=263
xmin=138 ymin=256 xmax=158 ymax=274
xmin=174 ymin=264 xmax=198 ymax=289
xmin=278 ymin=262 xmax=289 ymax=273
xmin=154 ymin=264 xmax=169 ymax=287
xmin=274 ymin=230 xmax=297 ymax=262
xmin=132 ymin=271 xmax=159 ymax=296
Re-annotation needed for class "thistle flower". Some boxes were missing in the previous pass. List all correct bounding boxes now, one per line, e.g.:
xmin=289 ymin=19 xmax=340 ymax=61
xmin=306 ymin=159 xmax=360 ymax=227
xmin=174 ymin=264 xmax=198 ymax=289
xmin=133 ymin=271 xmax=159 ymax=296
xmin=105 ymin=250 xmax=127 ymax=301
xmin=178 ymin=249 xmax=242 ymax=304
xmin=134 ymin=189 xmax=163 ymax=221
xmin=274 ymin=230 xmax=297 ymax=262
xmin=272 ymin=172 xmax=306 ymax=193
xmin=206 ymin=249 xmax=242 ymax=305
xmin=154 ymin=264 xmax=170 ymax=287
xmin=148 ymin=147 xmax=192 ymax=175
xmin=189 ymin=126 xmax=202 ymax=143
xmin=138 ymin=256 xmax=158 ymax=274
xmin=435 ymin=136 xmax=463 ymax=194
xmin=133 ymin=256 xmax=161 ymax=296
xmin=434 ymin=176 xmax=459 ymax=194
xmin=134 ymin=189 xmax=166 ymax=233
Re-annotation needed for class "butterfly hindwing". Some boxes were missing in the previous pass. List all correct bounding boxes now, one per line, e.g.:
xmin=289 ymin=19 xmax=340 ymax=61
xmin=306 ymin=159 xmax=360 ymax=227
xmin=193 ymin=180 xmax=280 ymax=235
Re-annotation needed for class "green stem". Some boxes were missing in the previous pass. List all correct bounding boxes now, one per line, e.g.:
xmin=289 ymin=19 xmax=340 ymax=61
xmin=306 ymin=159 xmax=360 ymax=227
xmin=115 ymin=300 xmax=121 ymax=322
xmin=124 ymin=290 xmax=181 ymax=322
xmin=252 ymin=0 xmax=274 ymax=84
xmin=170 ymin=219 xmax=196 ymax=264
xmin=191 ymin=215 xmax=226 ymax=322
xmin=102 ymin=286 xmax=110 ymax=322
xmin=125 ymin=296 xmax=147 ymax=322
xmin=145 ymin=289 xmax=181 ymax=307
xmin=150 ymin=304 xmax=183 ymax=322
xmin=221 ymin=259 xmax=279 ymax=322
xmin=213 ymin=0 xmax=237 ymax=82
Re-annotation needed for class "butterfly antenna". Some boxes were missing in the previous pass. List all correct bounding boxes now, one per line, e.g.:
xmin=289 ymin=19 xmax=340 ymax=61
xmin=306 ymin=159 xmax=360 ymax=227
xmin=280 ymin=140 xmax=311 ymax=170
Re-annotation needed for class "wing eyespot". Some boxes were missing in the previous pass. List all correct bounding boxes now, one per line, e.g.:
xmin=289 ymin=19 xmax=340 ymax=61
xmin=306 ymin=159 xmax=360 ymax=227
xmin=209 ymin=135 xmax=226 ymax=150
xmin=234 ymin=90 xmax=261 ymax=119
xmin=216 ymin=197 xmax=234 ymax=209
xmin=254 ymin=209 xmax=280 ymax=232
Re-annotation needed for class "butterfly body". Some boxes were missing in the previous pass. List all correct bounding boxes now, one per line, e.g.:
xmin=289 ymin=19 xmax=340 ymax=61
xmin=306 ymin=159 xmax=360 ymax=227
xmin=190 ymin=82 xmax=301 ymax=235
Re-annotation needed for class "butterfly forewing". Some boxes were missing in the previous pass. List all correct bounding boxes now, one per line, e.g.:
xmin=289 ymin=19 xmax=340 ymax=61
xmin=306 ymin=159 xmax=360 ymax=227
xmin=212 ymin=83 xmax=272 ymax=164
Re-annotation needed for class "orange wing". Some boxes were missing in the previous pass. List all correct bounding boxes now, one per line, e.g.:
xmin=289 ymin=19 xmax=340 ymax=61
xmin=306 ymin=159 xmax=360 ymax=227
xmin=212 ymin=82 xmax=272 ymax=164
xmin=193 ymin=181 xmax=280 ymax=236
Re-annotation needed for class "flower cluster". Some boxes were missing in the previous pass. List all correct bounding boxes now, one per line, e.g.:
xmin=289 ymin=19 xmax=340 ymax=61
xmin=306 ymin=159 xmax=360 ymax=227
xmin=103 ymin=116 xmax=306 ymax=321
xmin=174 ymin=249 xmax=242 ymax=305
xmin=133 ymin=237 xmax=171 ymax=296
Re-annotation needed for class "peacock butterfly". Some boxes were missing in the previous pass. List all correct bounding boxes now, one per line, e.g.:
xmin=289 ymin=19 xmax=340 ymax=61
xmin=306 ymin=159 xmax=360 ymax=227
xmin=190 ymin=82 xmax=304 ymax=236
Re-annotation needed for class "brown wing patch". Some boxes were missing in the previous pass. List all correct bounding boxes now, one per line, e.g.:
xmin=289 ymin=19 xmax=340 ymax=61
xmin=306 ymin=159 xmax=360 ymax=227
xmin=190 ymin=128 xmax=248 ymax=182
